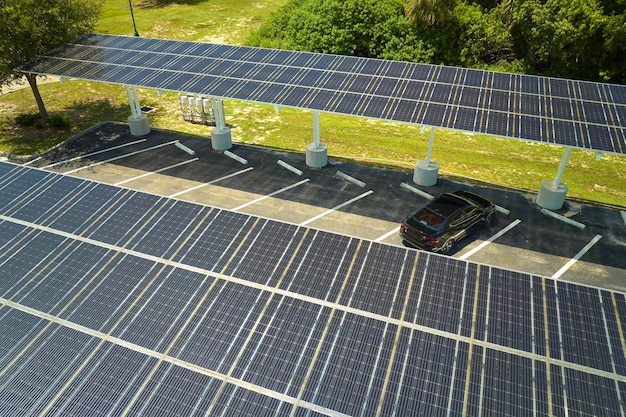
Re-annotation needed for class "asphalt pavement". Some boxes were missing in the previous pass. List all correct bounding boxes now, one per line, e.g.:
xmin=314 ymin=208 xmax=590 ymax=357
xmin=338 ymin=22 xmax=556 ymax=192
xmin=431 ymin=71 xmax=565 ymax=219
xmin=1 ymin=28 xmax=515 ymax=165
xmin=9 ymin=121 xmax=626 ymax=291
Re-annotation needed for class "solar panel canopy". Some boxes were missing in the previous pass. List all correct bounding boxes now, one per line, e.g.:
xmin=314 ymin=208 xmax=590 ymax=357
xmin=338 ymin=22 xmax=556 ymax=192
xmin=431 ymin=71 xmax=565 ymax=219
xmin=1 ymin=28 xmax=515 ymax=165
xmin=20 ymin=34 xmax=626 ymax=155
xmin=1 ymin=160 xmax=626 ymax=416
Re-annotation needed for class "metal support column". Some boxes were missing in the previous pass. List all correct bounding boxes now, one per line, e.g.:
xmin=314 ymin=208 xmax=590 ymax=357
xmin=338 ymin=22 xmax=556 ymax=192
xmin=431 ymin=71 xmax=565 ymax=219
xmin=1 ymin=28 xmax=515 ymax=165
xmin=413 ymin=126 xmax=439 ymax=186
xmin=553 ymin=146 xmax=573 ymax=188
xmin=537 ymin=146 xmax=572 ymax=210
xmin=306 ymin=110 xmax=327 ymax=168
xmin=125 ymin=85 xmax=150 ymax=136
xmin=210 ymin=97 xmax=232 ymax=150
xmin=312 ymin=110 xmax=321 ymax=149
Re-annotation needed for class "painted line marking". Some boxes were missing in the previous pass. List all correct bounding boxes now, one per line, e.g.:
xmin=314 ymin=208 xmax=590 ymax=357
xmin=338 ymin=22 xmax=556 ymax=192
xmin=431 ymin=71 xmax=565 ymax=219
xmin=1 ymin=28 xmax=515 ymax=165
xmin=42 ymin=139 xmax=147 ymax=169
xmin=374 ymin=227 xmax=399 ymax=242
xmin=231 ymin=179 xmax=310 ymax=211
xmin=458 ymin=219 xmax=521 ymax=260
xmin=168 ymin=167 xmax=254 ymax=198
xmin=22 ymin=156 xmax=42 ymax=166
xmin=114 ymin=158 xmax=199 ymax=186
xmin=1 ymin=214 xmax=624 ymax=382
xmin=621 ymin=211 xmax=626 ymax=227
xmin=551 ymin=234 xmax=603 ymax=279
xmin=299 ymin=190 xmax=374 ymax=226
xmin=63 ymin=140 xmax=178 ymax=175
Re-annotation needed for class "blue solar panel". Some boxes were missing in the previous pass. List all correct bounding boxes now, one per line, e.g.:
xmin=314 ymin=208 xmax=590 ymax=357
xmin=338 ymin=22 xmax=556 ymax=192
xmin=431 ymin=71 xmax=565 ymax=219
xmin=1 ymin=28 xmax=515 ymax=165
xmin=0 ymin=325 xmax=100 ymax=417
xmin=18 ymin=35 xmax=626 ymax=153
xmin=2 ymin=161 xmax=626 ymax=416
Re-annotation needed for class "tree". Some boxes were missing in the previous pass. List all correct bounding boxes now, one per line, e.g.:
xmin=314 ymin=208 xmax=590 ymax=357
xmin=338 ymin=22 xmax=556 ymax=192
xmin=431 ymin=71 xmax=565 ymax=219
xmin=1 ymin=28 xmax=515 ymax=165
xmin=405 ymin=0 xmax=456 ymax=27
xmin=0 ymin=0 xmax=102 ymax=119
xmin=510 ymin=0 xmax=607 ymax=80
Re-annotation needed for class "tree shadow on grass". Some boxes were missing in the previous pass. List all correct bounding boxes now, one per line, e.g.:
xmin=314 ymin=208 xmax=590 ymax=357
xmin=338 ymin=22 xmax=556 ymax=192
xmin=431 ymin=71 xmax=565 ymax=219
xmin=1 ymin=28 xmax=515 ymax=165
xmin=1 ymin=99 xmax=129 ymax=156
xmin=137 ymin=0 xmax=207 ymax=8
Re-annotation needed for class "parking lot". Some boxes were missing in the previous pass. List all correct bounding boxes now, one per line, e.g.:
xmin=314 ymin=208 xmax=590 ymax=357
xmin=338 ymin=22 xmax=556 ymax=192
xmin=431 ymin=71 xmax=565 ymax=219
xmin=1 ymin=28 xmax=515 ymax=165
xmin=19 ymin=122 xmax=626 ymax=291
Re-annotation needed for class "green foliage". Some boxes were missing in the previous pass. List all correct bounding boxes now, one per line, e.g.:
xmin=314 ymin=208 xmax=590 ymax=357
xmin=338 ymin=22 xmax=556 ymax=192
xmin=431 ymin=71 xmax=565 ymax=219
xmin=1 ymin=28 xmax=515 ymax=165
xmin=510 ymin=0 xmax=607 ymax=80
xmin=0 ymin=0 xmax=102 ymax=84
xmin=247 ymin=0 xmax=435 ymax=62
xmin=15 ymin=112 xmax=42 ymax=126
xmin=405 ymin=0 xmax=456 ymax=27
xmin=46 ymin=114 xmax=72 ymax=129
xmin=453 ymin=2 xmax=514 ymax=66
xmin=249 ymin=0 xmax=626 ymax=83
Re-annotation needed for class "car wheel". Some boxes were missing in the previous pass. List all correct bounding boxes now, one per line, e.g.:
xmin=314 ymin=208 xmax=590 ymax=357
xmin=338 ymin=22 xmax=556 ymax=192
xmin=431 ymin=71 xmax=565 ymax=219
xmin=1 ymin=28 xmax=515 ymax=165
xmin=440 ymin=238 xmax=455 ymax=254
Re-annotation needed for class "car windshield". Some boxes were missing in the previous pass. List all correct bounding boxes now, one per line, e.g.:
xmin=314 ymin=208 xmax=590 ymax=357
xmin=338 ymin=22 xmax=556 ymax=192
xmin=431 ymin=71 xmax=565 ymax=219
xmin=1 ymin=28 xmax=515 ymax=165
xmin=407 ymin=208 xmax=445 ymax=230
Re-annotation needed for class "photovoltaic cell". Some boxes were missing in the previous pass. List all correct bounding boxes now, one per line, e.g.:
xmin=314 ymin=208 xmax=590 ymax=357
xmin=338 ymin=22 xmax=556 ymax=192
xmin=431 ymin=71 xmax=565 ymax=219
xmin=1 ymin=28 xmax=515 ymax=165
xmin=19 ymin=35 xmax=626 ymax=153
xmin=1 ymin=160 xmax=626 ymax=416
xmin=0 ymin=325 xmax=100 ymax=417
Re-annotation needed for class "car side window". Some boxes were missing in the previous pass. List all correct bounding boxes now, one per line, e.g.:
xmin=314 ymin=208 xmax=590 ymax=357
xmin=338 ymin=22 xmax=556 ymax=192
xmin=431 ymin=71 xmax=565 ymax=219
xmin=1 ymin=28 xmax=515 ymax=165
xmin=450 ymin=207 xmax=476 ymax=227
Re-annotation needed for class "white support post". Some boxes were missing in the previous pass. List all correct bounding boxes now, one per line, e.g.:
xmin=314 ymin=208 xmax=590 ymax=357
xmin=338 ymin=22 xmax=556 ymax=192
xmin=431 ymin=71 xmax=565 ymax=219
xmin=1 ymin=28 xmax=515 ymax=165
xmin=125 ymin=86 xmax=139 ymax=117
xmin=209 ymin=97 xmax=232 ymax=150
xmin=413 ymin=126 xmax=439 ymax=186
xmin=132 ymin=86 xmax=141 ymax=114
xmin=305 ymin=110 xmax=327 ymax=168
xmin=125 ymin=85 xmax=150 ymax=136
xmin=537 ymin=146 xmax=572 ymax=210
xmin=425 ymin=127 xmax=435 ymax=164
xmin=313 ymin=110 xmax=321 ymax=149
xmin=553 ymin=146 xmax=573 ymax=188
xmin=211 ymin=97 xmax=226 ymax=132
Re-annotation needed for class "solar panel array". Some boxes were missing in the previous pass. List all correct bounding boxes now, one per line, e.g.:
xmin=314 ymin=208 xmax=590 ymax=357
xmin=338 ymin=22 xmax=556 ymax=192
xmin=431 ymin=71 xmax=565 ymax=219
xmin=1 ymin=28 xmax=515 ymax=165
xmin=1 ymin=160 xmax=626 ymax=416
xmin=20 ymin=34 xmax=626 ymax=155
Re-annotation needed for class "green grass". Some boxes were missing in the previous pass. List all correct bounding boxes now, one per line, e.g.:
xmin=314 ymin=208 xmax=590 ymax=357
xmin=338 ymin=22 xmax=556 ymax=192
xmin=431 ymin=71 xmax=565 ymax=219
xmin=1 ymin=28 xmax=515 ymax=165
xmin=97 ymin=0 xmax=286 ymax=44
xmin=0 ymin=0 xmax=624 ymax=208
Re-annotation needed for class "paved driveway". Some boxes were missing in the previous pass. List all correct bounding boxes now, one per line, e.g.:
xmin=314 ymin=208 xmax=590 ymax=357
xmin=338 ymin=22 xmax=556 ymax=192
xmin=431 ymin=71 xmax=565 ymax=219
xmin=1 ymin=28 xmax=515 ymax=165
xmin=19 ymin=122 xmax=626 ymax=291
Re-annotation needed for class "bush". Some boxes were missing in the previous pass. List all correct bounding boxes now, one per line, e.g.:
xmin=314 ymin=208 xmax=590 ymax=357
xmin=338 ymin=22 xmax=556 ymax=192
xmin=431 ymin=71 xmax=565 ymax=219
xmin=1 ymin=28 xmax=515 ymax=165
xmin=46 ymin=114 xmax=72 ymax=129
xmin=15 ymin=112 xmax=41 ymax=126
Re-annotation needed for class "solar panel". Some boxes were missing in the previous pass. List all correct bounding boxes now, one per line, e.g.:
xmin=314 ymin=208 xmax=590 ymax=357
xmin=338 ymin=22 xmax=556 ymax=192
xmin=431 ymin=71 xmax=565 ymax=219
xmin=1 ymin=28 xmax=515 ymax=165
xmin=1 ymin=160 xmax=626 ymax=416
xmin=17 ymin=34 xmax=626 ymax=154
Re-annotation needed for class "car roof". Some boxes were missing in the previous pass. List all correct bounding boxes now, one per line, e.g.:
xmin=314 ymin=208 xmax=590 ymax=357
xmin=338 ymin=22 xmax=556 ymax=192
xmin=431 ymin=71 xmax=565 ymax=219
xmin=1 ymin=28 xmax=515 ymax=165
xmin=423 ymin=193 xmax=470 ymax=218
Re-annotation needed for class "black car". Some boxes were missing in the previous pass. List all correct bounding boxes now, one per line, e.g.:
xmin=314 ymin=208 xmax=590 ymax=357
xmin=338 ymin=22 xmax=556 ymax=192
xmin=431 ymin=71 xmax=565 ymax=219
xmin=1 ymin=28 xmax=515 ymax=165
xmin=399 ymin=190 xmax=496 ymax=254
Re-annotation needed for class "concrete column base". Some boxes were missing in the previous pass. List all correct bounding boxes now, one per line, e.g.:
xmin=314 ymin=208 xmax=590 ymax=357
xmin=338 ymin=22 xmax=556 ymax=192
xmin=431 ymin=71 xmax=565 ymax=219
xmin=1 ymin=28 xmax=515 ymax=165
xmin=537 ymin=180 xmax=568 ymax=210
xmin=413 ymin=159 xmax=439 ymax=186
xmin=128 ymin=114 xmax=150 ymax=136
xmin=211 ymin=127 xmax=232 ymax=150
xmin=306 ymin=143 xmax=328 ymax=168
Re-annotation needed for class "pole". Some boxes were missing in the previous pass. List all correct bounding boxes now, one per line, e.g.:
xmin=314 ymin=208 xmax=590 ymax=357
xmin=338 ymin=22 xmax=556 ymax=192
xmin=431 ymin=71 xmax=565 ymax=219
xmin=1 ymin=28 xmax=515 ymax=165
xmin=553 ymin=146 xmax=572 ymax=188
xmin=425 ymin=127 xmax=435 ymax=164
xmin=128 ymin=0 xmax=139 ymax=37
xmin=313 ymin=111 xmax=321 ymax=149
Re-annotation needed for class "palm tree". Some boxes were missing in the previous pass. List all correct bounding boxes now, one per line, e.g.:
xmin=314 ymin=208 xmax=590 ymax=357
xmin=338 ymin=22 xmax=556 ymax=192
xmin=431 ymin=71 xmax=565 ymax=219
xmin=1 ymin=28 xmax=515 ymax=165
xmin=405 ymin=0 xmax=456 ymax=27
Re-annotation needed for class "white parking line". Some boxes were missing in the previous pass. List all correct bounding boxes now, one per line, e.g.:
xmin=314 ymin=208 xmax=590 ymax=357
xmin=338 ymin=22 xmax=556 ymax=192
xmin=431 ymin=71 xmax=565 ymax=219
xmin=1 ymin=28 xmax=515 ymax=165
xmin=231 ymin=178 xmax=310 ymax=211
xmin=458 ymin=219 xmax=522 ymax=260
xmin=63 ymin=140 xmax=178 ymax=174
xmin=299 ymin=190 xmax=374 ymax=227
xmin=551 ymin=234 xmax=603 ymax=279
xmin=374 ymin=227 xmax=399 ymax=242
xmin=621 ymin=211 xmax=626 ymax=227
xmin=42 ymin=139 xmax=147 ymax=168
xmin=114 ymin=158 xmax=199 ymax=186
xmin=22 ymin=156 xmax=42 ymax=166
xmin=168 ymin=167 xmax=254 ymax=198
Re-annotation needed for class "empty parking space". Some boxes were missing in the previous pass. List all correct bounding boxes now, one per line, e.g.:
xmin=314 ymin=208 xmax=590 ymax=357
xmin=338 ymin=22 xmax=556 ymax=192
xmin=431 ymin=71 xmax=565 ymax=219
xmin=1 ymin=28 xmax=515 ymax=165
xmin=21 ymin=123 xmax=625 ymax=290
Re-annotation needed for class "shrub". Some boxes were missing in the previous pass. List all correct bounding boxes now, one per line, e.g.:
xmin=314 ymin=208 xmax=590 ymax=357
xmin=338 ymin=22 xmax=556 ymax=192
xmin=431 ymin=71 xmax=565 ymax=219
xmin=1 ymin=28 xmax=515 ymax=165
xmin=15 ymin=112 xmax=41 ymax=126
xmin=46 ymin=114 xmax=72 ymax=129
